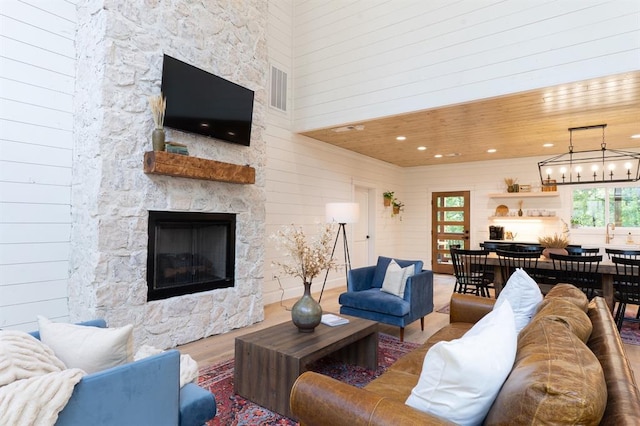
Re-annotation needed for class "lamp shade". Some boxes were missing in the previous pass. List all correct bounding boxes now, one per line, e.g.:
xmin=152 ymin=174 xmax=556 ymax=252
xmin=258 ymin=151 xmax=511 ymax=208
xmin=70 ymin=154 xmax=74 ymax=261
xmin=326 ymin=202 xmax=359 ymax=224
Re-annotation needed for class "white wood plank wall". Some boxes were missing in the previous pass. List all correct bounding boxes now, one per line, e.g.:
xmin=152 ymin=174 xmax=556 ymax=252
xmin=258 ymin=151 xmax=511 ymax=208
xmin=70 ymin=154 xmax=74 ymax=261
xmin=0 ymin=0 xmax=77 ymax=330
xmin=265 ymin=1 xmax=404 ymax=305
xmin=292 ymin=0 xmax=640 ymax=131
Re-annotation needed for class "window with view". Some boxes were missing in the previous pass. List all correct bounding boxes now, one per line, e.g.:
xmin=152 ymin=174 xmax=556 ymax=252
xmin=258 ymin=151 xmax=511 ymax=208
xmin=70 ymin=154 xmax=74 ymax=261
xmin=571 ymin=186 xmax=640 ymax=228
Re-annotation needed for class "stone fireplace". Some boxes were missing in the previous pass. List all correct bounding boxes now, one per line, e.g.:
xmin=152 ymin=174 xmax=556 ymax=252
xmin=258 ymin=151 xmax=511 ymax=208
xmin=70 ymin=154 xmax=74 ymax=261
xmin=147 ymin=211 xmax=236 ymax=302
xmin=68 ymin=1 xmax=268 ymax=349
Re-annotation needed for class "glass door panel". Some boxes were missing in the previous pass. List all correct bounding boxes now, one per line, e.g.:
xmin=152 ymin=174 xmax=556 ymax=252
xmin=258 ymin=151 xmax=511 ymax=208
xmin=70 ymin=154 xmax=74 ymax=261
xmin=432 ymin=191 xmax=470 ymax=274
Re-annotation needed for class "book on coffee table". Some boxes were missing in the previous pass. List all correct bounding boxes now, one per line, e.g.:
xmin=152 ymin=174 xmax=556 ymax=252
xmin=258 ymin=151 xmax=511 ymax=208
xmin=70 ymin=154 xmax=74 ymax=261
xmin=321 ymin=314 xmax=349 ymax=326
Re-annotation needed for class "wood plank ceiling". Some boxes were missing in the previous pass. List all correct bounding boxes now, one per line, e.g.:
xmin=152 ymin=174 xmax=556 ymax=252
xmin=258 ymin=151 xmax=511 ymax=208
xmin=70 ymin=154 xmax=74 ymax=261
xmin=300 ymin=71 xmax=640 ymax=168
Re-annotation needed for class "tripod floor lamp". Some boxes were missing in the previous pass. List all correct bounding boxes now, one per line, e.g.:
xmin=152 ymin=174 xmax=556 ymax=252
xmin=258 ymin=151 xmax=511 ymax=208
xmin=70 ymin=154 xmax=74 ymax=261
xmin=319 ymin=202 xmax=359 ymax=303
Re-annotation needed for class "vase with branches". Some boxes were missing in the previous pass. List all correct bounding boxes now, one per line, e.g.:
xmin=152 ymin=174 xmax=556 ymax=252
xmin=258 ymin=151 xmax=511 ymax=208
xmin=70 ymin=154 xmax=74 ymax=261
xmin=148 ymin=94 xmax=167 ymax=151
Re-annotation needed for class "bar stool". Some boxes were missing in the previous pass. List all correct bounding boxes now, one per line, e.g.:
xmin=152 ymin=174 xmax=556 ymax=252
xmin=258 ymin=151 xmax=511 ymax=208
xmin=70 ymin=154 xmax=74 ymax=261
xmin=611 ymin=257 xmax=640 ymax=330
xmin=566 ymin=247 xmax=601 ymax=256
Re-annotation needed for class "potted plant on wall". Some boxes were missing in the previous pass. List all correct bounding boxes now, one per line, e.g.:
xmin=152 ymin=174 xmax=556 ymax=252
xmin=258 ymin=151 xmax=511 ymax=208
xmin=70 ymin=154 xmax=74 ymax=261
xmin=383 ymin=191 xmax=394 ymax=207
xmin=392 ymin=200 xmax=404 ymax=216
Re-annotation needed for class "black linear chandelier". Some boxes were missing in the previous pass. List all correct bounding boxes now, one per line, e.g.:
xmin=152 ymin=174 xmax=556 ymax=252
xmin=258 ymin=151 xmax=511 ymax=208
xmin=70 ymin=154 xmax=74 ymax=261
xmin=538 ymin=124 xmax=640 ymax=186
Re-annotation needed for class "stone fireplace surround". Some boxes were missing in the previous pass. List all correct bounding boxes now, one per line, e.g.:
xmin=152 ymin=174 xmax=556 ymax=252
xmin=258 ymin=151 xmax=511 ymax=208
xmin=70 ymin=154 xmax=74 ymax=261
xmin=67 ymin=1 xmax=267 ymax=349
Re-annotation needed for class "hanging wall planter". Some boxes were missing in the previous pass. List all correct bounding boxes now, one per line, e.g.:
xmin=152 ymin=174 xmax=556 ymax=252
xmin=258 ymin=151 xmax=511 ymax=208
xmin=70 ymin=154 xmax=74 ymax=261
xmin=383 ymin=191 xmax=394 ymax=207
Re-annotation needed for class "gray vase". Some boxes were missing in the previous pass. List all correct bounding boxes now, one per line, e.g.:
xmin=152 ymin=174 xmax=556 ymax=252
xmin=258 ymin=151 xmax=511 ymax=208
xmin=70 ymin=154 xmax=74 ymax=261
xmin=291 ymin=282 xmax=322 ymax=333
xmin=152 ymin=129 xmax=166 ymax=152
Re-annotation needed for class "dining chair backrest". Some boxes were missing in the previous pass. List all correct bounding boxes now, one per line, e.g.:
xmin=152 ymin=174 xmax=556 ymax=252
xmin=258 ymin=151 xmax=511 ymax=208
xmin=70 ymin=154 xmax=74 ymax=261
xmin=605 ymin=248 xmax=640 ymax=260
xmin=450 ymin=248 xmax=492 ymax=297
xmin=610 ymin=256 xmax=640 ymax=329
xmin=566 ymin=247 xmax=601 ymax=256
xmin=495 ymin=249 xmax=542 ymax=284
xmin=513 ymin=244 xmax=543 ymax=253
xmin=550 ymin=253 xmax=603 ymax=299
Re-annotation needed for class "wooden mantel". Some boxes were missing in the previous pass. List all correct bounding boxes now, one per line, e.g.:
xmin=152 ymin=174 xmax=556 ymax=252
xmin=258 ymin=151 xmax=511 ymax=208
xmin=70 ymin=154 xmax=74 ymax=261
xmin=143 ymin=151 xmax=255 ymax=184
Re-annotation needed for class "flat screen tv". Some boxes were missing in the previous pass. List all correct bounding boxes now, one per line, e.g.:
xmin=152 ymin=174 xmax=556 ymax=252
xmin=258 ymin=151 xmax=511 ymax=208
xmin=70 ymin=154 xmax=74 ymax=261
xmin=161 ymin=54 xmax=254 ymax=146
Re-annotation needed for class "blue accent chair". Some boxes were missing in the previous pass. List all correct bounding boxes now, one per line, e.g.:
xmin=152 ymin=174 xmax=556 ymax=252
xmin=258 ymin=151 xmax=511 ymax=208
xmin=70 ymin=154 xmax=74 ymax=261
xmin=339 ymin=256 xmax=434 ymax=341
xmin=29 ymin=319 xmax=216 ymax=426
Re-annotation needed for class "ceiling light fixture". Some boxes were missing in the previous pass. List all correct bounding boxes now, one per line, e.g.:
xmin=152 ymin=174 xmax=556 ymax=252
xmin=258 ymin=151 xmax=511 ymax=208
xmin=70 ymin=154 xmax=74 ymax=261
xmin=631 ymin=134 xmax=640 ymax=139
xmin=396 ymin=136 xmax=406 ymax=141
xmin=434 ymin=154 xmax=443 ymax=158
xmin=538 ymin=124 xmax=640 ymax=185
xmin=487 ymin=148 xmax=496 ymax=153
xmin=543 ymin=143 xmax=554 ymax=148
xmin=417 ymin=146 xmax=427 ymax=151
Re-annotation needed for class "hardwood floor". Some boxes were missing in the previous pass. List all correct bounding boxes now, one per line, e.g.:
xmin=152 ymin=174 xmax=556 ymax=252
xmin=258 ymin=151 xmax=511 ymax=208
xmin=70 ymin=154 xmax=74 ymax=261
xmin=178 ymin=274 xmax=640 ymax=381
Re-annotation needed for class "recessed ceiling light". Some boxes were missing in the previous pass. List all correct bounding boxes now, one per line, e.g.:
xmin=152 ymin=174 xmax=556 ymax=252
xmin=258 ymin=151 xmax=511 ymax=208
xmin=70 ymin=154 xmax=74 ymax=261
xmin=417 ymin=146 xmax=427 ymax=151
xmin=396 ymin=136 xmax=406 ymax=141
xmin=631 ymin=134 xmax=640 ymax=139
xmin=543 ymin=143 xmax=554 ymax=147
xmin=487 ymin=148 xmax=496 ymax=153
xmin=434 ymin=154 xmax=443 ymax=158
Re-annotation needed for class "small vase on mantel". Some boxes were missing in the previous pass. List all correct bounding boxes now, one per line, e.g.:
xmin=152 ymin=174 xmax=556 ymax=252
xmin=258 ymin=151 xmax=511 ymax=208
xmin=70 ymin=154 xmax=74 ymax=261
xmin=152 ymin=128 xmax=166 ymax=152
xmin=291 ymin=282 xmax=322 ymax=333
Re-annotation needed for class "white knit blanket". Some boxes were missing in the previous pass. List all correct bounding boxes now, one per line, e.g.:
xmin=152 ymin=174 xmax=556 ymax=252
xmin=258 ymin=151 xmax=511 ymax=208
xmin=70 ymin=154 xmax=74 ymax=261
xmin=0 ymin=330 xmax=85 ymax=426
xmin=0 ymin=369 xmax=85 ymax=426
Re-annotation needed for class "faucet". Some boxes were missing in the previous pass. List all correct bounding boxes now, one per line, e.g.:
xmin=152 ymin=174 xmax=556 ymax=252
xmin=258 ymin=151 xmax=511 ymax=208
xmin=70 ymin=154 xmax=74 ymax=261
xmin=606 ymin=222 xmax=615 ymax=244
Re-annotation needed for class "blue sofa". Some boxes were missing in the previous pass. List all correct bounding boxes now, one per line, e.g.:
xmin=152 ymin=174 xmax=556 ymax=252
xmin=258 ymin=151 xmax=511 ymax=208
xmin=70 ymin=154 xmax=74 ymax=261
xmin=29 ymin=319 xmax=216 ymax=426
xmin=339 ymin=256 xmax=434 ymax=341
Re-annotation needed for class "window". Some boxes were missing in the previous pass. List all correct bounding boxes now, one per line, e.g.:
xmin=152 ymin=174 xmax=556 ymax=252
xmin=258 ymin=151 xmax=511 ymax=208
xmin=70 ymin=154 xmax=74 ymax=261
xmin=571 ymin=186 xmax=640 ymax=228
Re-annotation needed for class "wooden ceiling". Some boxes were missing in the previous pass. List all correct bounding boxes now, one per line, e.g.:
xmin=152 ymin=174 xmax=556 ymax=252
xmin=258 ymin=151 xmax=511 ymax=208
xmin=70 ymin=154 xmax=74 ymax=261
xmin=301 ymin=72 xmax=640 ymax=167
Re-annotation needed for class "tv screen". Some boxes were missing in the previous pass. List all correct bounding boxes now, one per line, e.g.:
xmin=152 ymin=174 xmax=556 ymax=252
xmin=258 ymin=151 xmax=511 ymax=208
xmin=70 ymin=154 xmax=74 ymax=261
xmin=161 ymin=54 xmax=254 ymax=146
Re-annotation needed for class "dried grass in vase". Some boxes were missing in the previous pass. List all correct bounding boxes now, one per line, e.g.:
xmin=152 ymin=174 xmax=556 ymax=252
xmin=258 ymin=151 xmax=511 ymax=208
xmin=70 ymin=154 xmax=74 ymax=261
xmin=148 ymin=94 xmax=166 ymax=130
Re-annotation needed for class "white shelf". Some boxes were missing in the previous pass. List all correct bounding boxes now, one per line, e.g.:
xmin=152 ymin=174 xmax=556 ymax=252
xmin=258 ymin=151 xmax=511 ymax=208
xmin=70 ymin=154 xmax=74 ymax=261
xmin=489 ymin=216 xmax=560 ymax=221
xmin=488 ymin=191 xmax=558 ymax=198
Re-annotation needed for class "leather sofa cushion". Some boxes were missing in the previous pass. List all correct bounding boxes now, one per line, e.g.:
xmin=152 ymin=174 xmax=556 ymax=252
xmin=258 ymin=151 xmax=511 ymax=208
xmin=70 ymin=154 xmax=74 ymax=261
xmin=543 ymin=283 xmax=589 ymax=312
xmin=485 ymin=316 xmax=607 ymax=425
xmin=533 ymin=298 xmax=593 ymax=343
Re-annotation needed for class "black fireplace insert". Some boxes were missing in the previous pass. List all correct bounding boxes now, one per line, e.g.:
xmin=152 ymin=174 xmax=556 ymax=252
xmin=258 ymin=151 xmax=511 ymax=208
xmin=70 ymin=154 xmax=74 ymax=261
xmin=147 ymin=211 xmax=235 ymax=301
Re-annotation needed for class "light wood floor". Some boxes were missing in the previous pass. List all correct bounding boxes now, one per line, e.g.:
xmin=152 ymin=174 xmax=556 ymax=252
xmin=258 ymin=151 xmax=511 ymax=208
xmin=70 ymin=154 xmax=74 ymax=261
xmin=178 ymin=274 xmax=640 ymax=381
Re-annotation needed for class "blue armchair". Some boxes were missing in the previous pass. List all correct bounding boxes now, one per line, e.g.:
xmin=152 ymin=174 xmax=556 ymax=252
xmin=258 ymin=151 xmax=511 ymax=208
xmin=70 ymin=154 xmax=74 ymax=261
xmin=29 ymin=319 xmax=216 ymax=426
xmin=338 ymin=256 xmax=434 ymax=341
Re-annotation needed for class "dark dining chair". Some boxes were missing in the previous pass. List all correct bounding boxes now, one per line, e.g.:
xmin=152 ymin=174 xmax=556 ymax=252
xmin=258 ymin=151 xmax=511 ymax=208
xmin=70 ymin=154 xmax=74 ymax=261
xmin=566 ymin=247 xmax=601 ymax=256
xmin=495 ymin=248 xmax=544 ymax=285
xmin=605 ymin=248 xmax=640 ymax=260
xmin=450 ymin=248 xmax=493 ymax=297
xmin=611 ymin=256 xmax=640 ymax=330
xmin=550 ymin=253 xmax=603 ymax=299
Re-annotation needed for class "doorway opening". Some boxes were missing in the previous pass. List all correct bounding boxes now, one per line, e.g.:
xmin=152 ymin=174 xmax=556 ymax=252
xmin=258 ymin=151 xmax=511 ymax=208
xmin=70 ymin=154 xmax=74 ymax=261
xmin=431 ymin=191 xmax=470 ymax=274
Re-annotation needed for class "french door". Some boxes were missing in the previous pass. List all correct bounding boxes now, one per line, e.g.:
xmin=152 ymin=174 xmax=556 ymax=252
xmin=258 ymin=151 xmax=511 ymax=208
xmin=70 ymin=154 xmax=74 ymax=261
xmin=431 ymin=191 xmax=471 ymax=274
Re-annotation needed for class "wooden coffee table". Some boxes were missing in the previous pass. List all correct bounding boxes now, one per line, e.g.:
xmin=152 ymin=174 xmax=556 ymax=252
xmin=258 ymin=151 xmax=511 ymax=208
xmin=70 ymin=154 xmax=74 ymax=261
xmin=234 ymin=314 xmax=378 ymax=419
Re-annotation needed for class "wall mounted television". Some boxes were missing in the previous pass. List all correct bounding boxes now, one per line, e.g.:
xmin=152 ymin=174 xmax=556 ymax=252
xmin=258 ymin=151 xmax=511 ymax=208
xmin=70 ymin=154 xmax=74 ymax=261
xmin=161 ymin=54 xmax=254 ymax=146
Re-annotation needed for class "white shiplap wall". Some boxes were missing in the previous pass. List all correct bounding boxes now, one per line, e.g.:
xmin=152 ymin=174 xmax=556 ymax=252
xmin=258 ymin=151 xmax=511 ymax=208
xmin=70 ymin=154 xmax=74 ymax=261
xmin=293 ymin=0 xmax=640 ymax=131
xmin=265 ymin=1 xmax=404 ymax=305
xmin=0 ymin=0 xmax=77 ymax=329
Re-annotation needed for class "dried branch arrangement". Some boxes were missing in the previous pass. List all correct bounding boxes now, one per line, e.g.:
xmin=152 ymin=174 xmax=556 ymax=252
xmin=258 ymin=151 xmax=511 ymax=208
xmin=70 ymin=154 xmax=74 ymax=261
xmin=148 ymin=94 xmax=166 ymax=130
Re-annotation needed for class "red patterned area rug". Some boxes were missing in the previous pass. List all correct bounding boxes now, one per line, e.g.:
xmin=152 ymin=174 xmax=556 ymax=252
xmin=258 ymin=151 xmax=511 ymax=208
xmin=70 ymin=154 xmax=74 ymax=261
xmin=198 ymin=333 xmax=420 ymax=426
xmin=436 ymin=304 xmax=640 ymax=346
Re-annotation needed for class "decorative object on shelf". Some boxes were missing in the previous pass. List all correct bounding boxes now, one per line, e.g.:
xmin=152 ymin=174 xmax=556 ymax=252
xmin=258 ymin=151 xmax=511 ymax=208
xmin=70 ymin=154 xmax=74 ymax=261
xmin=542 ymin=179 xmax=557 ymax=191
xmin=538 ymin=233 xmax=569 ymax=259
xmin=517 ymin=200 xmax=523 ymax=217
xmin=165 ymin=142 xmax=189 ymax=155
xmin=504 ymin=177 xmax=519 ymax=192
xmin=383 ymin=191 xmax=394 ymax=207
xmin=495 ymin=205 xmax=509 ymax=216
xmin=518 ymin=184 xmax=531 ymax=193
xmin=392 ymin=200 xmax=404 ymax=216
xmin=271 ymin=224 xmax=338 ymax=332
xmin=148 ymin=94 xmax=167 ymax=152
xmin=320 ymin=203 xmax=360 ymax=302
xmin=538 ymin=124 xmax=640 ymax=185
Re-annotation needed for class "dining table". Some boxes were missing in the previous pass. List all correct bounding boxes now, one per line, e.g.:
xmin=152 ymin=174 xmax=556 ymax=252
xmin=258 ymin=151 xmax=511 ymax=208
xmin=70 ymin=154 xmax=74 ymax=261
xmin=485 ymin=254 xmax=617 ymax=312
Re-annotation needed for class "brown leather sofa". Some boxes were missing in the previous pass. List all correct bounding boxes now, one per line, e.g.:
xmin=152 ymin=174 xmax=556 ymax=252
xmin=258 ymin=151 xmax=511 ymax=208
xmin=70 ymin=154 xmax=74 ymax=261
xmin=290 ymin=285 xmax=640 ymax=425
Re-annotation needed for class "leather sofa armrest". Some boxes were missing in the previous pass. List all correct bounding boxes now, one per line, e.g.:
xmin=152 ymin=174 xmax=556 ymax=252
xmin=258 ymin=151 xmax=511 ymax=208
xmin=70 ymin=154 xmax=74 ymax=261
xmin=449 ymin=293 xmax=495 ymax=324
xmin=290 ymin=372 xmax=455 ymax=426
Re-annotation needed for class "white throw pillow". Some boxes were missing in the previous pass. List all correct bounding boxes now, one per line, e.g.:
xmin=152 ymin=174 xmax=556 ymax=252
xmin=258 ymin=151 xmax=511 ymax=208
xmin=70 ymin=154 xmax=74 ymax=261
xmin=406 ymin=300 xmax=517 ymax=425
xmin=0 ymin=330 xmax=66 ymax=386
xmin=494 ymin=268 xmax=543 ymax=333
xmin=381 ymin=260 xmax=415 ymax=298
xmin=37 ymin=316 xmax=133 ymax=374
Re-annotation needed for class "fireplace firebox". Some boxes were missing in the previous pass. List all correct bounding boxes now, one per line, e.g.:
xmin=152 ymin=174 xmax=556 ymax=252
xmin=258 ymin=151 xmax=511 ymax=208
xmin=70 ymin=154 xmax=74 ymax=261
xmin=147 ymin=211 xmax=235 ymax=301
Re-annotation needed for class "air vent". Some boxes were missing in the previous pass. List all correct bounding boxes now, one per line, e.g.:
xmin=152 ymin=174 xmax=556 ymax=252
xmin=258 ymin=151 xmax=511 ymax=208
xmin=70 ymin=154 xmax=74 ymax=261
xmin=270 ymin=65 xmax=287 ymax=112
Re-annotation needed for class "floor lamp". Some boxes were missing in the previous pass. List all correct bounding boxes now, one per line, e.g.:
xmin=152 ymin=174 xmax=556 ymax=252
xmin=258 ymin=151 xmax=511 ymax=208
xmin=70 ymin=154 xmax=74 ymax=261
xmin=319 ymin=202 xmax=359 ymax=303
